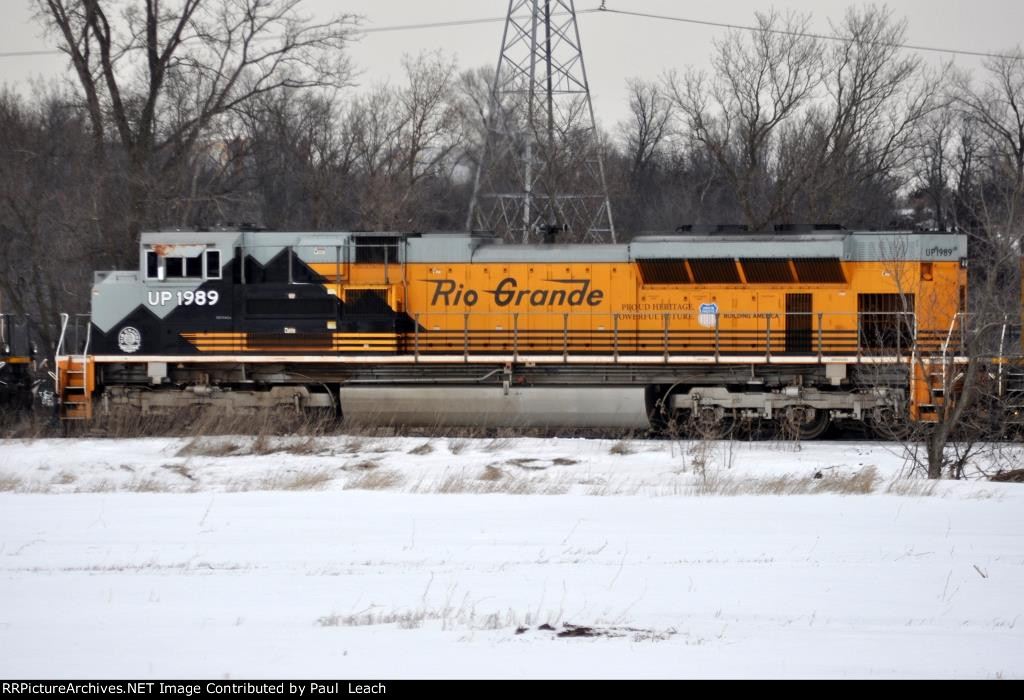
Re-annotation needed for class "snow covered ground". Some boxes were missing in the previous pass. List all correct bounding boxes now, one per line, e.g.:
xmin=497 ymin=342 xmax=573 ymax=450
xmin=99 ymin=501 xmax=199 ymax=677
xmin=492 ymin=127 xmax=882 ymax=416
xmin=0 ymin=436 xmax=1022 ymax=679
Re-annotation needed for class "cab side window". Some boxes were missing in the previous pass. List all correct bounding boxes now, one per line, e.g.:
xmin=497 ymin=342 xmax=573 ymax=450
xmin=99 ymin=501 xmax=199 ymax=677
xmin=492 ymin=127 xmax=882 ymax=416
xmin=145 ymin=248 xmax=222 ymax=281
xmin=185 ymin=256 xmax=203 ymax=278
xmin=166 ymin=257 xmax=184 ymax=278
xmin=146 ymin=251 xmax=159 ymax=279
xmin=206 ymin=250 xmax=222 ymax=279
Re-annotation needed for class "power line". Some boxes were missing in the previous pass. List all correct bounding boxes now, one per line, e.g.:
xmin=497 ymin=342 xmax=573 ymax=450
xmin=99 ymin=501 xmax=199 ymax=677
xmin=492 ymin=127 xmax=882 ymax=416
xmin=0 ymin=50 xmax=65 ymax=58
xmin=597 ymin=5 xmax=1024 ymax=63
xmin=0 ymin=4 xmax=1019 ymax=62
xmin=359 ymin=9 xmax=603 ymax=35
xmin=0 ymin=11 xmax=603 ymax=59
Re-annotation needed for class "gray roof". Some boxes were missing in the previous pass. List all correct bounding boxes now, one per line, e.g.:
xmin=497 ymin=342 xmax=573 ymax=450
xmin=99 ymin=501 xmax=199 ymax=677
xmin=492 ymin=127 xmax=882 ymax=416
xmin=137 ymin=229 xmax=968 ymax=264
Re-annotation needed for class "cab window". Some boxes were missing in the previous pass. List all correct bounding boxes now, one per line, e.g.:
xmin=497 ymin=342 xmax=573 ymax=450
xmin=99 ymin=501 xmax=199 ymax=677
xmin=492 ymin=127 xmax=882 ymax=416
xmin=146 ymin=251 xmax=159 ymax=279
xmin=206 ymin=250 xmax=222 ymax=279
xmin=145 ymin=247 xmax=222 ymax=281
xmin=166 ymin=257 xmax=184 ymax=278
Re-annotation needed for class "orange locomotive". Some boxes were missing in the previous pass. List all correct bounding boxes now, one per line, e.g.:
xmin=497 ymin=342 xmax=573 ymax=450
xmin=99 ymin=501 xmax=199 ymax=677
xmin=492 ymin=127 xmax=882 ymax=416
xmin=56 ymin=226 xmax=981 ymax=436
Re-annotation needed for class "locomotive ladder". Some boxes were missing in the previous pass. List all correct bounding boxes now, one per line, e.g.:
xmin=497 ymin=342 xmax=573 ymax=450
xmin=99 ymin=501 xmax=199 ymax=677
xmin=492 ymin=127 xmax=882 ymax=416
xmin=912 ymin=314 xmax=961 ymax=422
xmin=56 ymin=314 xmax=93 ymax=421
xmin=997 ymin=317 xmax=1024 ymax=425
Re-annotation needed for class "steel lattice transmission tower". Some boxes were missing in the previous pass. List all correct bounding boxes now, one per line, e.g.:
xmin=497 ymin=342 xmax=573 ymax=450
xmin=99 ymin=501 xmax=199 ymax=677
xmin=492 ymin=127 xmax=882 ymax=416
xmin=467 ymin=1 xmax=616 ymax=243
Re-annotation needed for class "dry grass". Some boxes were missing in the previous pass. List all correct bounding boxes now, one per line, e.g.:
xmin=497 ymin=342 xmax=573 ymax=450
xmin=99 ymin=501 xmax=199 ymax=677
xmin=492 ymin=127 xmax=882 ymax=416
xmin=508 ymin=458 xmax=545 ymax=469
xmin=249 ymin=434 xmax=276 ymax=456
xmin=483 ymin=437 xmax=512 ymax=452
xmin=479 ymin=465 xmax=504 ymax=482
xmin=2 ymin=406 xmax=341 ymax=441
xmin=344 ymin=470 xmax=405 ymax=491
xmin=337 ymin=437 xmax=397 ymax=455
xmin=316 ymin=606 xmax=673 ymax=641
xmin=885 ymin=479 xmax=939 ymax=497
xmin=161 ymin=464 xmax=196 ymax=482
xmin=2 ymin=403 xmax=648 ymax=442
xmin=177 ymin=438 xmax=241 ymax=458
xmin=0 ymin=473 xmax=24 ymax=492
xmin=276 ymin=470 xmax=333 ymax=491
xmin=227 ymin=469 xmax=334 ymax=492
xmin=318 ymin=604 xmax=547 ymax=632
xmin=62 ymin=478 xmax=180 ymax=494
xmin=448 ymin=438 xmax=469 ymax=455
xmin=0 ymin=411 xmax=53 ymax=441
xmin=691 ymin=467 xmax=880 ymax=496
xmin=338 ymin=437 xmax=366 ymax=454
xmin=609 ymin=441 xmax=635 ymax=456
xmin=991 ymin=469 xmax=1024 ymax=483
xmin=124 ymin=478 xmax=173 ymax=493
xmin=177 ymin=435 xmax=325 ymax=458
xmin=409 ymin=471 xmax=571 ymax=496
xmin=283 ymin=435 xmax=324 ymax=456
xmin=575 ymin=468 xmax=900 ymax=498
xmin=408 ymin=442 xmax=434 ymax=456
xmin=342 ymin=459 xmax=381 ymax=472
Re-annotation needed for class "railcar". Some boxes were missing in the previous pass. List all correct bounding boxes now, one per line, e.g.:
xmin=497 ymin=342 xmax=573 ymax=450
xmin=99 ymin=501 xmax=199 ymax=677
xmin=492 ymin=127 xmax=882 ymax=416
xmin=55 ymin=227 xmax=981 ymax=436
xmin=0 ymin=314 xmax=34 ymax=411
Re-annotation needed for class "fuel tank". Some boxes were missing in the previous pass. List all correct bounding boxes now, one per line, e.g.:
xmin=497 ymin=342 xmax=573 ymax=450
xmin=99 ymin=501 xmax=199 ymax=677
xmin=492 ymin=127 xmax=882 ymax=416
xmin=338 ymin=386 xmax=650 ymax=430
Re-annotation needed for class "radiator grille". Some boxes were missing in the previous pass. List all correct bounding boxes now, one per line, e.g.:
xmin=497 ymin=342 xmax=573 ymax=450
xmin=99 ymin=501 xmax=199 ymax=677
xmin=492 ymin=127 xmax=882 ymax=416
xmin=637 ymin=259 xmax=691 ymax=284
xmin=689 ymin=259 xmax=741 ymax=284
xmin=793 ymin=258 xmax=846 ymax=283
xmin=741 ymin=259 xmax=795 ymax=284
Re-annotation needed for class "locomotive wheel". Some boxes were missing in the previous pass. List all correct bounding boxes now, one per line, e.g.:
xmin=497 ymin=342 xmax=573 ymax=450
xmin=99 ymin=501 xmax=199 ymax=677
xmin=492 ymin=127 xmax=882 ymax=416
xmin=870 ymin=406 xmax=911 ymax=441
xmin=687 ymin=406 xmax=736 ymax=440
xmin=782 ymin=406 xmax=831 ymax=441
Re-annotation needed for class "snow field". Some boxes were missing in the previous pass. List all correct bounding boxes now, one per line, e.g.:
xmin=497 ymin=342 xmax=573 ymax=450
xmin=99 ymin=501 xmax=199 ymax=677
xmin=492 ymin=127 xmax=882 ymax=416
xmin=0 ymin=436 xmax=1021 ymax=679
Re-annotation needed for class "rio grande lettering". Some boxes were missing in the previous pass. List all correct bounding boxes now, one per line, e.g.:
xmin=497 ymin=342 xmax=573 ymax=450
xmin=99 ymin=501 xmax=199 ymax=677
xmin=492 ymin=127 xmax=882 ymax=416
xmin=428 ymin=278 xmax=604 ymax=308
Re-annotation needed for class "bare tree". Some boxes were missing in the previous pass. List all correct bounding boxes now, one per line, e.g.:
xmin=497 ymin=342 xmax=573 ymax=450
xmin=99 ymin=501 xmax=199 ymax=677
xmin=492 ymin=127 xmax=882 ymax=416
xmin=953 ymin=51 xmax=1024 ymax=209
xmin=619 ymin=79 xmax=674 ymax=182
xmin=34 ymin=0 xmax=358 ymax=240
xmin=912 ymin=106 xmax=958 ymax=231
xmin=666 ymin=10 xmax=824 ymax=230
xmin=0 ymin=89 xmax=97 ymax=350
xmin=897 ymin=282 xmax=1016 ymax=480
xmin=666 ymin=6 xmax=939 ymax=230
xmin=952 ymin=49 xmax=1024 ymax=294
xmin=872 ymin=227 xmax=1018 ymax=480
xmin=235 ymin=89 xmax=357 ymax=230
xmin=452 ymin=65 xmax=496 ymax=184
xmin=808 ymin=7 xmax=939 ymax=219
xmin=350 ymin=52 xmax=465 ymax=231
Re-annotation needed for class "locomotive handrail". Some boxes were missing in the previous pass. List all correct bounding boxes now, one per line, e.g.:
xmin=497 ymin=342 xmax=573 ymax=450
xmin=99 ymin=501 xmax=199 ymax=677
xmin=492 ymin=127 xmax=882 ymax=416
xmin=56 ymin=314 xmax=93 ymax=357
xmin=81 ymin=320 xmax=92 ymax=361
xmin=941 ymin=313 xmax=962 ymax=360
xmin=939 ymin=312 xmax=964 ymax=398
xmin=401 ymin=309 xmax=921 ymax=361
xmin=998 ymin=315 xmax=1009 ymax=396
xmin=406 ymin=310 xmax=917 ymax=322
xmin=55 ymin=313 xmax=69 ymax=397
xmin=55 ymin=313 xmax=70 ymax=360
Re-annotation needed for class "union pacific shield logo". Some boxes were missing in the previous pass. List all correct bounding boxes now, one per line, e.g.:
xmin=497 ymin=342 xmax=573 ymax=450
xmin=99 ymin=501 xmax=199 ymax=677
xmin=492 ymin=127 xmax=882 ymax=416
xmin=118 ymin=327 xmax=142 ymax=354
xmin=699 ymin=303 xmax=719 ymax=329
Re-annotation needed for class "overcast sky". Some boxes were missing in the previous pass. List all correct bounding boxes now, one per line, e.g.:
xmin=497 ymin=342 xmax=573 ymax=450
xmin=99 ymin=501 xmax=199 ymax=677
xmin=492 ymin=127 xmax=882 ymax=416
xmin=2 ymin=0 xmax=1022 ymax=127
